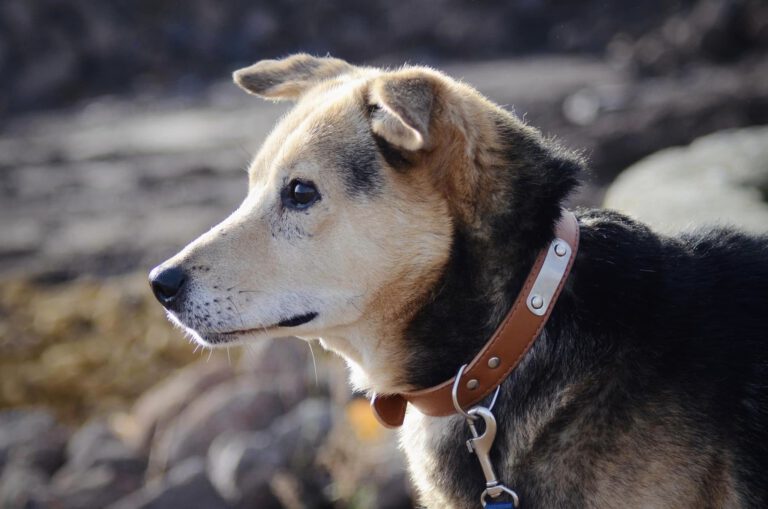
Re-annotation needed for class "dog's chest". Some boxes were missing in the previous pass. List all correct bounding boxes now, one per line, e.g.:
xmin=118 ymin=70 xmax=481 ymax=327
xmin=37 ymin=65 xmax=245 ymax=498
xmin=399 ymin=410 xmax=527 ymax=508
xmin=400 ymin=412 xmax=466 ymax=508
xmin=398 ymin=382 xmax=585 ymax=509
xmin=398 ymin=408 xmax=728 ymax=509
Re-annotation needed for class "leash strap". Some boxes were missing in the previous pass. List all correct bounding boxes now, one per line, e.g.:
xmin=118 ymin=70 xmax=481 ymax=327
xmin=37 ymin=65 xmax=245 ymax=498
xmin=371 ymin=210 xmax=580 ymax=427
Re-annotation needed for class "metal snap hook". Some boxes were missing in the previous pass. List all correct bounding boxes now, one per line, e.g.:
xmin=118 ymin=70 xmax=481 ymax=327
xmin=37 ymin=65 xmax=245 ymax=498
xmin=481 ymin=485 xmax=519 ymax=508
xmin=465 ymin=407 xmax=519 ymax=508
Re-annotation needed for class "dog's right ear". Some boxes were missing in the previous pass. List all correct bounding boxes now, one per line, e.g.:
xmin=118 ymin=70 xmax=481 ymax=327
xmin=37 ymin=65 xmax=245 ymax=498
xmin=233 ymin=54 xmax=355 ymax=101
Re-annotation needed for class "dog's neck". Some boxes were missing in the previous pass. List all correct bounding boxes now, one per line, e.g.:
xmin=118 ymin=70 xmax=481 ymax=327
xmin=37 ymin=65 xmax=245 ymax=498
xmin=400 ymin=221 xmax=544 ymax=389
xmin=401 ymin=111 xmax=582 ymax=390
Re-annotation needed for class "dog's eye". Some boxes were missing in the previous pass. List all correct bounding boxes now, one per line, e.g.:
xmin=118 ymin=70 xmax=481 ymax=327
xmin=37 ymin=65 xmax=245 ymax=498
xmin=282 ymin=179 xmax=320 ymax=209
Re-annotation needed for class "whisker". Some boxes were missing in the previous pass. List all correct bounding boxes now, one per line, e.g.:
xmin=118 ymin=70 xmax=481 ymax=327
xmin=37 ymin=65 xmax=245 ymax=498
xmin=308 ymin=340 xmax=319 ymax=387
xmin=227 ymin=295 xmax=246 ymax=329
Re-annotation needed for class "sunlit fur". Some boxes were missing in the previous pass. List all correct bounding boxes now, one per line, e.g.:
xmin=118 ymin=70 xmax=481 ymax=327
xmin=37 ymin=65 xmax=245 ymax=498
xmin=152 ymin=54 xmax=768 ymax=508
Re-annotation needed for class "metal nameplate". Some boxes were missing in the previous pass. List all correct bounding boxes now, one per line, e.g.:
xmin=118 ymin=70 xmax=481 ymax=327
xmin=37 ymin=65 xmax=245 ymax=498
xmin=525 ymin=238 xmax=571 ymax=316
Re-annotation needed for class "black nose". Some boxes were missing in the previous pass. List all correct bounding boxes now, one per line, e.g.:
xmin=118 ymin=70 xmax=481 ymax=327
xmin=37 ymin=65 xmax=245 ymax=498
xmin=149 ymin=266 xmax=187 ymax=308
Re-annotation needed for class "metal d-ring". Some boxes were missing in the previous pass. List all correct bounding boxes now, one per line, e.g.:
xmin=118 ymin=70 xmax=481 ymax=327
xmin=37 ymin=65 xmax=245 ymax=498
xmin=451 ymin=364 xmax=502 ymax=420
xmin=451 ymin=364 xmax=476 ymax=420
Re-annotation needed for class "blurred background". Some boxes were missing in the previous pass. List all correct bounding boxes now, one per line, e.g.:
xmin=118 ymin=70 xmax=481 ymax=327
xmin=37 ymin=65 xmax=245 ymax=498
xmin=1 ymin=1 xmax=767 ymax=508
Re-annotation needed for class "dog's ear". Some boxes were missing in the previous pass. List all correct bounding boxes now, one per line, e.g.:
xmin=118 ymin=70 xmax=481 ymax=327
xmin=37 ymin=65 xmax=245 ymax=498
xmin=368 ymin=74 xmax=435 ymax=152
xmin=233 ymin=53 xmax=355 ymax=101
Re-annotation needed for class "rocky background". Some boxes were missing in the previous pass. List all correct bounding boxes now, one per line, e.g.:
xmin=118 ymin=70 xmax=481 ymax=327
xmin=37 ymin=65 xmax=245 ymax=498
xmin=1 ymin=1 xmax=768 ymax=508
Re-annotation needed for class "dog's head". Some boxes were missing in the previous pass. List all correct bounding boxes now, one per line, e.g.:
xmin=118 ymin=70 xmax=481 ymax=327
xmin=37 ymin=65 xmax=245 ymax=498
xmin=149 ymin=54 xmax=580 ymax=391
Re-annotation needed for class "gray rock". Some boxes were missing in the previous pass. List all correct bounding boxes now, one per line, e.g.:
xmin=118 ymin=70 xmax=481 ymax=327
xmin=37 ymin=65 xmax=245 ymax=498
xmin=268 ymin=400 xmax=334 ymax=509
xmin=238 ymin=338 xmax=308 ymax=379
xmin=207 ymin=399 xmax=332 ymax=509
xmin=31 ymin=419 xmax=148 ymax=509
xmin=62 ymin=419 xmax=145 ymax=473
xmin=207 ymin=431 xmax=283 ymax=509
xmin=269 ymin=471 xmax=333 ymax=509
xmin=610 ymin=0 xmax=768 ymax=76
xmin=107 ymin=458 xmax=230 ymax=509
xmin=0 ymin=465 xmax=49 ymax=509
xmin=559 ymin=57 xmax=768 ymax=184
xmin=238 ymin=338 xmax=330 ymax=401
xmin=130 ymin=360 xmax=234 ymax=453
xmin=0 ymin=409 xmax=68 ymax=476
xmin=270 ymin=399 xmax=333 ymax=469
xmin=374 ymin=470 xmax=414 ymax=509
xmin=45 ymin=464 xmax=144 ymax=509
xmin=0 ymin=219 xmax=43 ymax=258
xmin=321 ymin=400 xmax=413 ymax=509
xmin=149 ymin=378 xmax=304 ymax=473
xmin=604 ymin=126 xmax=768 ymax=234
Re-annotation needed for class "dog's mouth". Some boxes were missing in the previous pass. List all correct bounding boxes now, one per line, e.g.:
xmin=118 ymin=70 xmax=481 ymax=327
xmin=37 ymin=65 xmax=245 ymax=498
xmin=214 ymin=311 xmax=318 ymax=338
xmin=276 ymin=312 xmax=318 ymax=327
xmin=226 ymin=311 xmax=318 ymax=333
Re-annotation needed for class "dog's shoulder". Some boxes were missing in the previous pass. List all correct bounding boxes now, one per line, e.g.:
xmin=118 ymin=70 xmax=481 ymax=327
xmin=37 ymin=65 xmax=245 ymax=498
xmin=568 ymin=207 xmax=768 ymax=395
xmin=575 ymin=207 xmax=768 ymax=293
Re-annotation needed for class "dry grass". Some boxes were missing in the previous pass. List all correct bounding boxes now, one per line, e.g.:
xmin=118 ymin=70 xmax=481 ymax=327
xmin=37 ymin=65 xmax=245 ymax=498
xmin=0 ymin=273 xmax=198 ymax=423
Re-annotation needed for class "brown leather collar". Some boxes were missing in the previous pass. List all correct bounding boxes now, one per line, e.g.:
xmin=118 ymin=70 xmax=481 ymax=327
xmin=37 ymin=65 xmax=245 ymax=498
xmin=371 ymin=210 xmax=580 ymax=428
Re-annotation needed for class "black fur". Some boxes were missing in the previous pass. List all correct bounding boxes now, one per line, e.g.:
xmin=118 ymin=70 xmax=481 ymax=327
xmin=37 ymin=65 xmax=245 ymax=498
xmin=336 ymin=133 xmax=383 ymax=197
xmin=402 ymin=114 xmax=768 ymax=507
xmin=372 ymin=133 xmax=412 ymax=171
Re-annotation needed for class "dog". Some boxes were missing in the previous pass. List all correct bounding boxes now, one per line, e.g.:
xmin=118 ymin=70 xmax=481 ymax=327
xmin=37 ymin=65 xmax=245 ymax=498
xmin=149 ymin=54 xmax=768 ymax=508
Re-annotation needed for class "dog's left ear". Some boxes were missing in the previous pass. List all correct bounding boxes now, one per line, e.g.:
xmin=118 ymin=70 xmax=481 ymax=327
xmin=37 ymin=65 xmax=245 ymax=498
xmin=233 ymin=53 xmax=355 ymax=101
xmin=368 ymin=74 xmax=435 ymax=152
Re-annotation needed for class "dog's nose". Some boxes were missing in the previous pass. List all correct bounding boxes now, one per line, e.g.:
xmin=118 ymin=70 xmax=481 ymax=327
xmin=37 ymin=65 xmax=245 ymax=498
xmin=149 ymin=265 xmax=187 ymax=308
